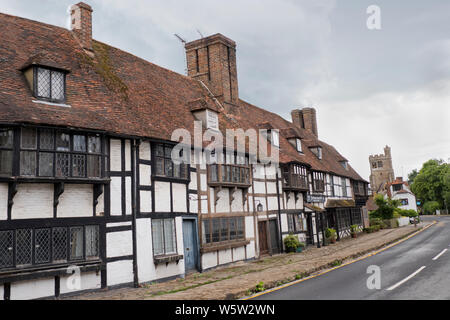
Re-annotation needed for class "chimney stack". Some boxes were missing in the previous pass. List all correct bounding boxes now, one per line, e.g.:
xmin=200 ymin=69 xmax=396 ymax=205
xmin=291 ymin=108 xmax=318 ymax=138
xmin=70 ymin=2 xmax=93 ymax=52
xmin=185 ymin=34 xmax=239 ymax=105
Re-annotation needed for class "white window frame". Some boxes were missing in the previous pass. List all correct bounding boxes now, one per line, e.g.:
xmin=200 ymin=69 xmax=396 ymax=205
xmin=271 ymin=130 xmax=280 ymax=148
xmin=296 ymin=138 xmax=302 ymax=153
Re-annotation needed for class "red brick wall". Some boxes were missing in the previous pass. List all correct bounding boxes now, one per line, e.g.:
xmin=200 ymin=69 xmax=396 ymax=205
xmin=185 ymin=34 xmax=239 ymax=104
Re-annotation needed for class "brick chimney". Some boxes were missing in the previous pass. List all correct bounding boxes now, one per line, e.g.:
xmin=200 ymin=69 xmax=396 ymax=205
xmin=185 ymin=34 xmax=239 ymax=105
xmin=291 ymin=108 xmax=318 ymax=138
xmin=70 ymin=2 xmax=93 ymax=52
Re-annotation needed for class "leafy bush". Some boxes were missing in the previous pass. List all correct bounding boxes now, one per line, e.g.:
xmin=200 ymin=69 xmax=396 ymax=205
xmin=350 ymin=225 xmax=359 ymax=234
xmin=370 ymin=194 xmax=398 ymax=220
xmin=423 ymin=201 xmax=441 ymax=215
xmin=370 ymin=218 xmax=387 ymax=229
xmin=325 ymin=228 xmax=337 ymax=240
xmin=255 ymin=282 xmax=265 ymax=293
xmin=284 ymin=234 xmax=300 ymax=253
xmin=365 ymin=225 xmax=381 ymax=233
xmin=394 ymin=208 xmax=418 ymax=218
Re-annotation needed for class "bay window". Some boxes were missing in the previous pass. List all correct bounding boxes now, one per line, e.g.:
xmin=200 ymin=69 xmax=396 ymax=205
xmin=202 ymin=217 xmax=245 ymax=244
xmin=15 ymin=128 xmax=104 ymax=179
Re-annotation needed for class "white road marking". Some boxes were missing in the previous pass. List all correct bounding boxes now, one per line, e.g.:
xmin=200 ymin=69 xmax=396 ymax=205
xmin=386 ymin=266 xmax=426 ymax=291
xmin=432 ymin=249 xmax=448 ymax=261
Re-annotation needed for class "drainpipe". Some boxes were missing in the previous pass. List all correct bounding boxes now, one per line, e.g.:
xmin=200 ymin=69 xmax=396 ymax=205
xmin=131 ymin=140 xmax=139 ymax=288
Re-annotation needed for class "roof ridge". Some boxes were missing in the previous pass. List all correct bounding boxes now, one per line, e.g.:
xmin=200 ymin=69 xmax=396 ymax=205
xmin=0 ymin=11 xmax=69 ymax=33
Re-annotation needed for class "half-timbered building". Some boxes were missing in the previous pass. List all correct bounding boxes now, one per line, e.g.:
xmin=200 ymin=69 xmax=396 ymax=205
xmin=0 ymin=3 xmax=368 ymax=300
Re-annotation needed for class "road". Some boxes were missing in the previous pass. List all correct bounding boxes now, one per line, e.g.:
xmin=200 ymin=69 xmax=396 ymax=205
xmin=253 ymin=216 xmax=450 ymax=300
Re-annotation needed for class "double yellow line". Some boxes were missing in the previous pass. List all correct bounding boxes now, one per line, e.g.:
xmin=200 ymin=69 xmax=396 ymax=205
xmin=243 ymin=221 xmax=437 ymax=300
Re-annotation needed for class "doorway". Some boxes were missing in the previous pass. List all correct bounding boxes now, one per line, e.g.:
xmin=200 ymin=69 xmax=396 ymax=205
xmin=182 ymin=219 xmax=198 ymax=272
xmin=258 ymin=221 xmax=269 ymax=255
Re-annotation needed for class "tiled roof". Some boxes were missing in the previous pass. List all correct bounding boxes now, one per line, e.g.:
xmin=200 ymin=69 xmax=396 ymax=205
xmin=0 ymin=11 xmax=367 ymax=183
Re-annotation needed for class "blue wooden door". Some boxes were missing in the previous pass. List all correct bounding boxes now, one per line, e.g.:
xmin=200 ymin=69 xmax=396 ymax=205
xmin=183 ymin=220 xmax=197 ymax=271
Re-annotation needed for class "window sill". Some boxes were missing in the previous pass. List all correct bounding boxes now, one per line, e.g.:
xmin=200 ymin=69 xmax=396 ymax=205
xmin=201 ymin=240 xmax=250 ymax=253
xmin=152 ymin=175 xmax=190 ymax=184
xmin=154 ymin=254 xmax=184 ymax=265
xmin=0 ymin=176 xmax=110 ymax=184
xmin=32 ymin=100 xmax=71 ymax=108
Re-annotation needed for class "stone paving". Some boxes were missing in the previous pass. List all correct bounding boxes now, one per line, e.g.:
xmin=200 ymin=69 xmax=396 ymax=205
xmin=66 ymin=222 xmax=431 ymax=300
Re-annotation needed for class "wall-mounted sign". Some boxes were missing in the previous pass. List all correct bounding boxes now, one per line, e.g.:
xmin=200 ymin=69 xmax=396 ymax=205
xmin=307 ymin=194 xmax=325 ymax=203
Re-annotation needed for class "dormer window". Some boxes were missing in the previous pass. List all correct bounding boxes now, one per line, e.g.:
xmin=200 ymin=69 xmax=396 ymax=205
xmin=22 ymin=65 xmax=67 ymax=103
xmin=340 ymin=161 xmax=349 ymax=170
xmin=35 ymin=67 xmax=65 ymax=102
xmin=296 ymin=138 xmax=302 ymax=153
xmin=310 ymin=146 xmax=322 ymax=160
xmin=269 ymin=130 xmax=280 ymax=148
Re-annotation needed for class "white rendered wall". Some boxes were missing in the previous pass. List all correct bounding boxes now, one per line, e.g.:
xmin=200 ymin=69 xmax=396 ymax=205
xmin=110 ymin=139 xmax=122 ymax=172
xmin=139 ymin=141 xmax=151 ymax=161
xmin=107 ymin=260 xmax=134 ymax=287
xmin=125 ymin=177 xmax=132 ymax=215
xmin=107 ymin=230 xmax=133 ymax=258
xmin=140 ymin=164 xmax=151 ymax=186
xmin=110 ymin=177 xmax=122 ymax=216
xmin=60 ymin=272 xmax=101 ymax=295
xmin=10 ymin=278 xmax=54 ymax=300
xmin=12 ymin=184 xmax=53 ymax=219
xmin=172 ymin=184 xmax=187 ymax=212
xmin=154 ymin=181 xmax=171 ymax=212
xmin=58 ymin=184 xmax=92 ymax=218
xmin=136 ymin=218 xmax=153 ymax=283
xmin=202 ymin=252 xmax=218 ymax=270
xmin=140 ymin=190 xmax=152 ymax=213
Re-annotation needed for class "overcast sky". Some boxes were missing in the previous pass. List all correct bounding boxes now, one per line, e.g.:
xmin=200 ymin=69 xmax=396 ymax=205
xmin=1 ymin=0 xmax=449 ymax=181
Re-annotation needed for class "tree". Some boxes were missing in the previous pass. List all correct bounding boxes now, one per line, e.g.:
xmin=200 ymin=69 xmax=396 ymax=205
xmin=408 ymin=169 xmax=419 ymax=185
xmin=411 ymin=159 xmax=449 ymax=210
xmin=370 ymin=194 xmax=398 ymax=220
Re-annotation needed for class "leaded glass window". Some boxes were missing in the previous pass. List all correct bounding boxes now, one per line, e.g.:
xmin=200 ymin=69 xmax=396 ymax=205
xmin=16 ymin=229 xmax=32 ymax=266
xmin=70 ymin=227 xmax=84 ymax=260
xmin=56 ymin=153 xmax=70 ymax=177
xmin=154 ymin=143 xmax=189 ymax=179
xmin=202 ymin=217 xmax=245 ymax=245
xmin=16 ymin=128 xmax=104 ymax=179
xmin=35 ymin=67 xmax=65 ymax=102
xmin=20 ymin=151 xmax=36 ymax=176
xmin=39 ymin=152 xmax=54 ymax=177
xmin=0 ymin=231 xmax=13 ymax=269
xmin=85 ymin=225 xmax=99 ymax=258
xmin=35 ymin=228 xmax=51 ymax=264
xmin=72 ymin=154 xmax=86 ymax=177
xmin=0 ymin=226 xmax=100 ymax=271
xmin=53 ymin=227 xmax=68 ymax=262
xmin=73 ymin=135 xmax=86 ymax=152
